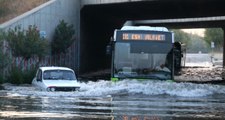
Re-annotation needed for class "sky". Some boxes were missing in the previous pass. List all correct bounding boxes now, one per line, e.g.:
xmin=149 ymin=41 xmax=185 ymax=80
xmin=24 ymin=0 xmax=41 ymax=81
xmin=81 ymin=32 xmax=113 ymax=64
xmin=181 ymin=28 xmax=205 ymax=37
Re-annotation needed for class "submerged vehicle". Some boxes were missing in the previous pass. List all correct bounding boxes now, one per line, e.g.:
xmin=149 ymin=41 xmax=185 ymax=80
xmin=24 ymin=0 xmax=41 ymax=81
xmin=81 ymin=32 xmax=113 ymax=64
xmin=107 ymin=26 xmax=182 ymax=81
xmin=32 ymin=66 xmax=80 ymax=91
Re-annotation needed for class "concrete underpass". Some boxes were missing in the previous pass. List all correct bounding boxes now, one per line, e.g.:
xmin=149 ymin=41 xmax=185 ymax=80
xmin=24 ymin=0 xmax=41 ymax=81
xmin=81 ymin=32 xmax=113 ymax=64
xmin=79 ymin=0 xmax=225 ymax=77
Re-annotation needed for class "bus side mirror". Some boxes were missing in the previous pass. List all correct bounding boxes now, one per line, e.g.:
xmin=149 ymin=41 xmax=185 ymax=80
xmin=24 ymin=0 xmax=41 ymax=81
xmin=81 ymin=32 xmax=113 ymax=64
xmin=106 ymin=45 xmax=112 ymax=55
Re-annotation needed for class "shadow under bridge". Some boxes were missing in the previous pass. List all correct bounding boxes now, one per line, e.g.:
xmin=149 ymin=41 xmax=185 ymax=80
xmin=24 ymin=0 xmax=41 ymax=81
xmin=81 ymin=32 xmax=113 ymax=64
xmin=79 ymin=0 xmax=225 ymax=78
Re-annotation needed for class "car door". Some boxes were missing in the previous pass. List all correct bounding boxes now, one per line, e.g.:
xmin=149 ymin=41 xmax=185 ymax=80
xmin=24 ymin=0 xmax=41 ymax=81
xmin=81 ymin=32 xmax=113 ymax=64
xmin=35 ymin=69 xmax=43 ymax=88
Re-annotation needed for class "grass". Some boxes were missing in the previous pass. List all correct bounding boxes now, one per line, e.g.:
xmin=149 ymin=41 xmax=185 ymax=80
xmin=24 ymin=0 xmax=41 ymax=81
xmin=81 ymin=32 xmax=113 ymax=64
xmin=0 ymin=0 xmax=49 ymax=24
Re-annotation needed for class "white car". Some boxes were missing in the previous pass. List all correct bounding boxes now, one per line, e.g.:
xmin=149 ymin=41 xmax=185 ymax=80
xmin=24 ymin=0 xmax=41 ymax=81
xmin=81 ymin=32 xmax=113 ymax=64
xmin=32 ymin=66 xmax=80 ymax=92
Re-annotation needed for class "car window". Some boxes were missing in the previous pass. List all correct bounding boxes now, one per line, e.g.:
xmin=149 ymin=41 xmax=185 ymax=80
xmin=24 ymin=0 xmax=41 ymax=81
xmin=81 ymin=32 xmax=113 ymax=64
xmin=43 ymin=70 xmax=76 ymax=80
xmin=37 ymin=69 xmax=42 ymax=81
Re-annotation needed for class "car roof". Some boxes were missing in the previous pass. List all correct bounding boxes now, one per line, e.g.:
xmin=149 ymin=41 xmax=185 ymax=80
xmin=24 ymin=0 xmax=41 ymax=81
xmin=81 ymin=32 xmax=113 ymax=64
xmin=39 ymin=66 xmax=74 ymax=72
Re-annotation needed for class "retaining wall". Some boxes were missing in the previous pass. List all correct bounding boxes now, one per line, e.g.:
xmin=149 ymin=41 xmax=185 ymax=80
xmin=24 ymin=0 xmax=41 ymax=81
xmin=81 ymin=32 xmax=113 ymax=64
xmin=0 ymin=0 xmax=81 ymax=71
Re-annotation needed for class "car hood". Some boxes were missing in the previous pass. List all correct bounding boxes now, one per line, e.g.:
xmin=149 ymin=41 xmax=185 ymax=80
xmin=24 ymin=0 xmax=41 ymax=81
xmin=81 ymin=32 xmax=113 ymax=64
xmin=43 ymin=80 xmax=80 ymax=87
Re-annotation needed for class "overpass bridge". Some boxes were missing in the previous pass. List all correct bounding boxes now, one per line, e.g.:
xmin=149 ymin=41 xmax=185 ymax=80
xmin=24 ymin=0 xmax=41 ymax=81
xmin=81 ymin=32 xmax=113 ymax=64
xmin=81 ymin=0 xmax=137 ymax=5
xmin=2 ymin=0 xmax=224 ymax=75
xmin=80 ymin=0 xmax=225 ymax=74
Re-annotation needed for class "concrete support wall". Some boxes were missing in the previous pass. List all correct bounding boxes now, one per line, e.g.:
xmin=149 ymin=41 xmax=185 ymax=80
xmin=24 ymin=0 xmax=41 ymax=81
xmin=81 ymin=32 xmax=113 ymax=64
xmin=0 ymin=0 xmax=80 ymax=41
xmin=0 ymin=0 xmax=81 ymax=71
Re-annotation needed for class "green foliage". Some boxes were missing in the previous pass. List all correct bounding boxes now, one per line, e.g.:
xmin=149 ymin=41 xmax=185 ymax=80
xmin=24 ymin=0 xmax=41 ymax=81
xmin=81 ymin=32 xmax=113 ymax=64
xmin=0 ymin=75 xmax=4 ymax=84
xmin=51 ymin=20 xmax=75 ymax=54
xmin=7 ymin=66 xmax=36 ymax=85
xmin=5 ymin=25 xmax=49 ymax=84
xmin=172 ymin=29 xmax=210 ymax=53
xmin=0 ymin=29 xmax=6 ymax=84
xmin=0 ymin=29 xmax=4 ymax=40
xmin=204 ymin=28 xmax=223 ymax=50
xmin=7 ymin=66 xmax=24 ymax=85
xmin=6 ymin=25 xmax=49 ymax=60
xmin=23 ymin=67 xmax=37 ymax=84
xmin=0 ymin=51 xmax=10 ymax=69
xmin=0 ymin=30 xmax=10 ymax=82
xmin=172 ymin=29 xmax=191 ymax=45
xmin=0 ymin=31 xmax=10 ymax=69
xmin=188 ymin=34 xmax=209 ymax=53
xmin=0 ymin=67 xmax=4 ymax=84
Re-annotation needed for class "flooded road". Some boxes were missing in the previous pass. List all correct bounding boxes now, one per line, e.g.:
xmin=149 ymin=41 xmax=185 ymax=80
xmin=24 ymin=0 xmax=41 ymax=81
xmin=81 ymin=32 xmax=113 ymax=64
xmin=1 ymin=80 xmax=225 ymax=120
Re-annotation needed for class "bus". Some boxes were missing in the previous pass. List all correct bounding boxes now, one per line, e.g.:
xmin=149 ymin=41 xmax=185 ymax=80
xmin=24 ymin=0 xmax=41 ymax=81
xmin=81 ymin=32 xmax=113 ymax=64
xmin=108 ymin=26 xmax=175 ymax=81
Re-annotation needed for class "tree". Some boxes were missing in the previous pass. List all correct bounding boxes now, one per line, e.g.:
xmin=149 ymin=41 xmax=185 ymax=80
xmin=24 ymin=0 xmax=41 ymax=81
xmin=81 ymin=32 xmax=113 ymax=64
xmin=171 ymin=29 xmax=210 ymax=53
xmin=172 ymin=29 xmax=191 ymax=45
xmin=204 ymin=28 xmax=223 ymax=51
xmin=0 ymin=30 xmax=10 ymax=68
xmin=5 ymin=25 xmax=50 ymax=84
xmin=0 ymin=31 xmax=9 ymax=68
xmin=0 ymin=29 xmax=10 ymax=83
xmin=172 ymin=29 xmax=192 ymax=52
xmin=6 ymin=25 xmax=49 ymax=61
xmin=51 ymin=20 xmax=75 ymax=54
xmin=188 ymin=34 xmax=209 ymax=53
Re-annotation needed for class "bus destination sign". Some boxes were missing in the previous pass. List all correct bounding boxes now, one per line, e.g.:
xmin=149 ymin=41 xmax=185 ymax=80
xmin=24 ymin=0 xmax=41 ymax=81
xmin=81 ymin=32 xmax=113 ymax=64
xmin=122 ymin=33 xmax=165 ymax=41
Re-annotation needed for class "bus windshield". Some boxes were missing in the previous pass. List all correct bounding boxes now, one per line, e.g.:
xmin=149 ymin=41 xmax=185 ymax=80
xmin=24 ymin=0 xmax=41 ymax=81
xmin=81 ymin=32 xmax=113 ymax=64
xmin=113 ymin=42 xmax=172 ymax=80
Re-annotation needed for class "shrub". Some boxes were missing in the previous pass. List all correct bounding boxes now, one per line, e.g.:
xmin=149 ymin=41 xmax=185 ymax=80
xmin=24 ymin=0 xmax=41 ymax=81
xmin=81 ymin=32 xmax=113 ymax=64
xmin=51 ymin=20 xmax=75 ymax=54
xmin=23 ymin=67 xmax=37 ymax=84
xmin=7 ymin=66 xmax=37 ymax=85
xmin=7 ymin=66 xmax=24 ymax=85
xmin=6 ymin=25 xmax=49 ymax=60
xmin=5 ymin=25 xmax=49 ymax=84
xmin=0 ymin=29 xmax=10 ymax=84
xmin=0 ymin=30 xmax=9 ymax=69
xmin=0 ymin=75 xmax=4 ymax=84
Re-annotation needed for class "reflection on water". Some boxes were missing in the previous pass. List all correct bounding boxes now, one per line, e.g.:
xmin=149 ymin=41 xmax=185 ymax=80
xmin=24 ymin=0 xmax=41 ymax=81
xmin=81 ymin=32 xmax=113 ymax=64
xmin=1 ymin=80 xmax=225 ymax=120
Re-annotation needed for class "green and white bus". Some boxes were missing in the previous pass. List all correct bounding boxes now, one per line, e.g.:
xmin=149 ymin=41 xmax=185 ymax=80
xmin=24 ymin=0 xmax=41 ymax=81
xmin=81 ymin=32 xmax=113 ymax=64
xmin=109 ymin=26 xmax=174 ymax=81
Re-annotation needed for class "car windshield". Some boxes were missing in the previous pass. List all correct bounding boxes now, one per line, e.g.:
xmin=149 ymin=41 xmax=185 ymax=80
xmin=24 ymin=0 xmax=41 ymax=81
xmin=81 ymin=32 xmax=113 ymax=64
xmin=43 ymin=70 xmax=76 ymax=80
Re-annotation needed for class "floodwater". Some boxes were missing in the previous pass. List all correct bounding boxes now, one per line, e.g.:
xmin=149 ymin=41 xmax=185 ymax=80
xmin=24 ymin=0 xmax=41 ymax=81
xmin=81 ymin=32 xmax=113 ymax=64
xmin=1 ymin=53 xmax=225 ymax=120
xmin=1 ymin=80 xmax=225 ymax=120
